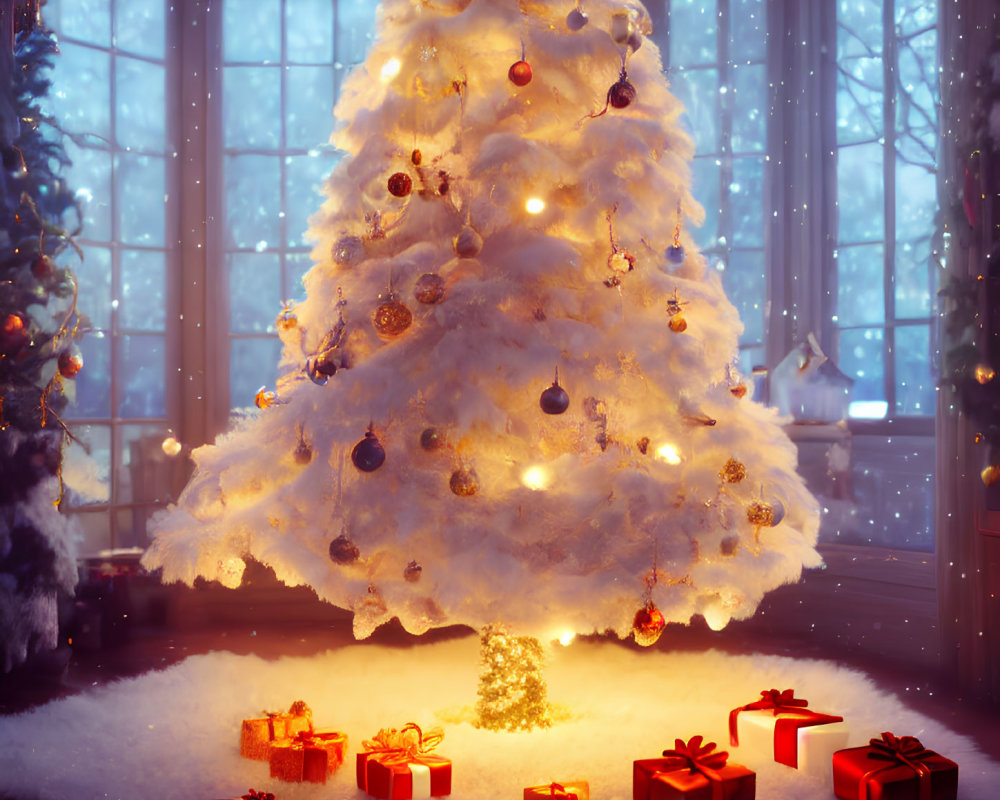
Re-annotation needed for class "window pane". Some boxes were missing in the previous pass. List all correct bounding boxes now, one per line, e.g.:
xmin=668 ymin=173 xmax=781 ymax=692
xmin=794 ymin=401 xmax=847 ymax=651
xmin=118 ymin=422 xmax=173 ymax=505
xmin=729 ymin=0 xmax=766 ymax=63
xmin=224 ymin=0 xmax=281 ymax=62
xmin=116 ymin=153 xmax=166 ymax=246
xmin=723 ymin=249 xmax=765 ymax=347
xmin=837 ymin=0 xmax=884 ymax=58
xmin=223 ymin=67 xmax=282 ymax=149
xmin=47 ymin=42 xmax=111 ymax=140
xmin=47 ymin=0 xmax=111 ymax=47
xmin=115 ymin=56 xmax=166 ymax=153
xmin=730 ymin=64 xmax=766 ymax=154
xmin=121 ymin=250 xmax=166 ymax=332
xmin=334 ymin=0 xmax=378 ymax=66
xmin=689 ymin=156 xmax=720 ymax=248
xmin=286 ymin=152 xmax=338 ymax=247
xmin=838 ymin=327 xmax=885 ymax=407
xmin=671 ymin=67 xmax=719 ymax=154
xmin=64 ymin=143 xmax=112 ymax=241
xmin=73 ymin=245 xmax=113 ymax=331
xmin=118 ymin=335 xmax=167 ymax=418
xmin=837 ymin=143 xmax=884 ymax=244
xmin=224 ymin=155 xmax=282 ymax=249
xmin=836 ymin=243 xmax=884 ymax=327
xmin=116 ymin=56 xmax=166 ymax=152
xmin=730 ymin=157 xmax=764 ymax=247
xmin=114 ymin=0 xmax=166 ymax=59
xmin=287 ymin=0 xmax=334 ymax=63
xmin=895 ymin=325 xmax=934 ymax=416
xmin=285 ymin=66 xmax=336 ymax=150
xmin=69 ymin=334 xmax=112 ymax=418
xmin=667 ymin=0 xmax=718 ymax=65
xmin=230 ymin=338 xmax=283 ymax=409
xmin=229 ymin=253 xmax=281 ymax=334
xmin=63 ymin=424 xmax=110 ymax=508
xmin=287 ymin=252 xmax=313 ymax=299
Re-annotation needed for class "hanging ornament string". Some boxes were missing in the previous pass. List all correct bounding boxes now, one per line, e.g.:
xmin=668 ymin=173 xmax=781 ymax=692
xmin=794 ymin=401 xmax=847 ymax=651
xmin=589 ymin=53 xmax=637 ymax=119
xmin=508 ymin=39 xmax=532 ymax=87
xmin=666 ymin=201 xmax=686 ymax=264
xmin=604 ymin=205 xmax=635 ymax=289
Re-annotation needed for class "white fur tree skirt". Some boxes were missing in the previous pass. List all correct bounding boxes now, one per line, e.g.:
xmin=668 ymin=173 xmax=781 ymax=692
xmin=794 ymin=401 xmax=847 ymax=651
xmin=0 ymin=638 xmax=995 ymax=799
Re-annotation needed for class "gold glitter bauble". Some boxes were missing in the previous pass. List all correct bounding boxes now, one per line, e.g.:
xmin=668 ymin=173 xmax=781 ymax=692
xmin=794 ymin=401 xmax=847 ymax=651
xmin=747 ymin=500 xmax=775 ymax=527
xmin=720 ymin=458 xmax=746 ymax=483
xmin=449 ymin=467 xmax=479 ymax=497
xmin=982 ymin=464 xmax=1000 ymax=487
xmin=373 ymin=299 xmax=413 ymax=337
xmin=668 ymin=314 xmax=687 ymax=333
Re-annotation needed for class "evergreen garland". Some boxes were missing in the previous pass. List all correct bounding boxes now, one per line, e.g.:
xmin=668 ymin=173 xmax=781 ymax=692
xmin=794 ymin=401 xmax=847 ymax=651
xmin=0 ymin=16 xmax=84 ymax=672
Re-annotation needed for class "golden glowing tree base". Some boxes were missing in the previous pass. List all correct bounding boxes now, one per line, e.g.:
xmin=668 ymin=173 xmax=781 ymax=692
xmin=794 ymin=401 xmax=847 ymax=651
xmin=474 ymin=623 xmax=552 ymax=732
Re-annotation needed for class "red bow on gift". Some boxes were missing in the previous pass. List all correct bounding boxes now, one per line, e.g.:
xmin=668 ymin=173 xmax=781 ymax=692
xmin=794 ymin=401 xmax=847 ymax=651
xmin=858 ymin=733 xmax=936 ymax=800
xmin=662 ymin=735 xmax=730 ymax=776
xmin=543 ymin=782 xmax=577 ymax=799
xmin=728 ymin=688 xmax=809 ymax=746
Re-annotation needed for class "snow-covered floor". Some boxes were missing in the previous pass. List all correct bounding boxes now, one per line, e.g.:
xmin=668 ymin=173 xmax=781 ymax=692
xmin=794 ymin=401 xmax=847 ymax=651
xmin=0 ymin=637 xmax=996 ymax=799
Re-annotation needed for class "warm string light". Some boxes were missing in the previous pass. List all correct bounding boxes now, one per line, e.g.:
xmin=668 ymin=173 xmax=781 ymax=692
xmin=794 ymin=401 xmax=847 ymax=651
xmin=525 ymin=197 xmax=545 ymax=214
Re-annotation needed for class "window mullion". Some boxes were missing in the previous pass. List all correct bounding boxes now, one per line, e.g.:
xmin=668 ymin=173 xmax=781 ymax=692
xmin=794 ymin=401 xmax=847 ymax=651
xmin=883 ymin=0 xmax=898 ymax=414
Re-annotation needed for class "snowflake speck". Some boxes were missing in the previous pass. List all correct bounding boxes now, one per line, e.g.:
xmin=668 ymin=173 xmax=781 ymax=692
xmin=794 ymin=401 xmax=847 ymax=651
xmin=419 ymin=45 xmax=438 ymax=62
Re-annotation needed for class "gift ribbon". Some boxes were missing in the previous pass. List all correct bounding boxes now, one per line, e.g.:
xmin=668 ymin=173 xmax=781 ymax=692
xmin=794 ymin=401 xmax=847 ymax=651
xmin=535 ymin=782 xmax=577 ymax=799
xmin=856 ymin=732 xmax=935 ymax=800
xmin=728 ymin=687 xmax=843 ymax=767
xmin=658 ymin=736 xmax=729 ymax=800
xmin=362 ymin=722 xmax=444 ymax=763
xmin=728 ymin=689 xmax=809 ymax=746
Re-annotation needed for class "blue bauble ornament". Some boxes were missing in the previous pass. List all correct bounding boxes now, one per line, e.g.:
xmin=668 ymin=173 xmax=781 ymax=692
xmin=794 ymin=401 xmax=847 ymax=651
xmin=666 ymin=244 xmax=686 ymax=264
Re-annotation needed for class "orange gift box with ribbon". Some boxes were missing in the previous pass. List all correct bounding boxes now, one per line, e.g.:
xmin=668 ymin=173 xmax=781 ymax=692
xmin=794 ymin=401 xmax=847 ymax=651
xmin=356 ymin=723 xmax=452 ymax=799
xmin=523 ymin=780 xmax=589 ymax=800
xmin=633 ymin=736 xmax=755 ymax=800
xmin=268 ymin=729 xmax=348 ymax=784
xmin=832 ymin=732 xmax=958 ymax=800
xmin=729 ymin=688 xmax=848 ymax=771
xmin=239 ymin=700 xmax=313 ymax=761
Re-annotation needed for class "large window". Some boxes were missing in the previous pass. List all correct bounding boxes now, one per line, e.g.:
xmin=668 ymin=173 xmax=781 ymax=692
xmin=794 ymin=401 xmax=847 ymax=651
xmin=221 ymin=0 xmax=376 ymax=408
xmin=44 ymin=0 xmax=170 ymax=553
xmin=664 ymin=0 xmax=769 ymax=374
xmin=42 ymin=0 xmax=940 ymax=554
xmin=834 ymin=0 xmax=939 ymax=420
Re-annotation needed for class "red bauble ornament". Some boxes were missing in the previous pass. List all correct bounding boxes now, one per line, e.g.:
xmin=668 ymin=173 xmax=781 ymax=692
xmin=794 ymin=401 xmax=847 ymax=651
xmin=609 ymin=77 xmax=637 ymax=109
xmin=58 ymin=349 xmax=83 ymax=378
xmin=632 ymin=601 xmax=666 ymax=647
xmin=2 ymin=313 xmax=24 ymax=335
xmin=387 ymin=172 xmax=413 ymax=197
xmin=508 ymin=60 xmax=532 ymax=87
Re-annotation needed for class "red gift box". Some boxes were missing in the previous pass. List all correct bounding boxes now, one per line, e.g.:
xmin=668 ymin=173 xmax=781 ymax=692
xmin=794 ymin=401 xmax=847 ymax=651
xmin=728 ymin=688 xmax=845 ymax=768
xmin=634 ymin=736 xmax=756 ymax=800
xmin=269 ymin=729 xmax=348 ymax=784
xmin=239 ymin=700 xmax=313 ymax=761
xmin=357 ymin=723 xmax=452 ymax=799
xmin=832 ymin=732 xmax=958 ymax=800
xmin=524 ymin=781 xmax=589 ymax=800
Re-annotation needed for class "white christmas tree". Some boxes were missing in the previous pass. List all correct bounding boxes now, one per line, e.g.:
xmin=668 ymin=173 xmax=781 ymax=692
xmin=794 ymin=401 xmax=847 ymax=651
xmin=143 ymin=0 xmax=821 ymax=647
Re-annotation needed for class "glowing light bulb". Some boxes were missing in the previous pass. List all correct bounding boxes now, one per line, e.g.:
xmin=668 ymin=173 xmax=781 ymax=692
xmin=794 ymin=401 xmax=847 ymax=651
xmin=558 ymin=631 xmax=575 ymax=646
xmin=655 ymin=443 xmax=681 ymax=465
xmin=380 ymin=57 xmax=401 ymax=83
xmin=161 ymin=437 xmax=182 ymax=457
xmin=525 ymin=197 xmax=545 ymax=214
xmin=522 ymin=465 xmax=549 ymax=491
